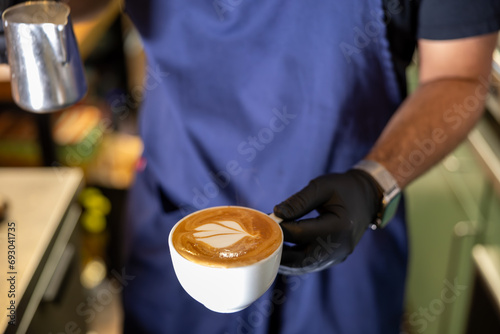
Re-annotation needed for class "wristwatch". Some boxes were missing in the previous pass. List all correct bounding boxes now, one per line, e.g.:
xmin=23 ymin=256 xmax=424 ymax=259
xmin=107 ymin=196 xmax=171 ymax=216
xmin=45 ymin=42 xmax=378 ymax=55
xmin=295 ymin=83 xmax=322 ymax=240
xmin=353 ymin=160 xmax=401 ymax=229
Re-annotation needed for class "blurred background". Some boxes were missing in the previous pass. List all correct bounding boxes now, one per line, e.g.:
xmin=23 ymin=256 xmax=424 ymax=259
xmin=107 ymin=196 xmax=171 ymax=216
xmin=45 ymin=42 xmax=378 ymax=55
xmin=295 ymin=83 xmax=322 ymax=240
xmin=0 ymin=1 xmax=141 ymax=333
xmin=0 ymin=1 xmax=499 ymax=333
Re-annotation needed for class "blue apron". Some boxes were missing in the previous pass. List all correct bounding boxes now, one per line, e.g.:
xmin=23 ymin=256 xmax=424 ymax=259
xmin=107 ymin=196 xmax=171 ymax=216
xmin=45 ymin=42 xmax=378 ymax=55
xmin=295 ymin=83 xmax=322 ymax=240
xmin=122 ymin=0 xmax=408 ymax=333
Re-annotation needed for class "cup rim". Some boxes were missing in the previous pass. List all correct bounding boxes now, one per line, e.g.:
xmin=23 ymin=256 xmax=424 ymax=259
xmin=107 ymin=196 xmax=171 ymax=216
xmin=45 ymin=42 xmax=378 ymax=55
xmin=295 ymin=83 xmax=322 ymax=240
xmin=169 ymin=205 xmax=283 ymax=269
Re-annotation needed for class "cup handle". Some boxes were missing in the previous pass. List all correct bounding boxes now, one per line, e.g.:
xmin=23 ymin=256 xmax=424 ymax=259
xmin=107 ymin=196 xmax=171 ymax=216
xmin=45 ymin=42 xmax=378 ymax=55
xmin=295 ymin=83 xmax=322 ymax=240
xmin=268 ymin=213 xmax=282 ymax=224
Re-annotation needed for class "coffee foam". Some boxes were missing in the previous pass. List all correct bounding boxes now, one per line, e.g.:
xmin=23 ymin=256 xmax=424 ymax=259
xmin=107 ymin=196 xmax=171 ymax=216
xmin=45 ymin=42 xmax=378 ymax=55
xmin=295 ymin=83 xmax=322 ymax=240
xmin=172 ymin=207 xmax=282 ymax=268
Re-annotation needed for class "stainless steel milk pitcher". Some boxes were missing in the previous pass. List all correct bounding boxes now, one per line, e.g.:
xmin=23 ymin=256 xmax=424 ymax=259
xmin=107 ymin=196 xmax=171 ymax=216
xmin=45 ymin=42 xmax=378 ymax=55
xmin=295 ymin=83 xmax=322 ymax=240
xmin=2 ymin=1 xmax=87 ymax=112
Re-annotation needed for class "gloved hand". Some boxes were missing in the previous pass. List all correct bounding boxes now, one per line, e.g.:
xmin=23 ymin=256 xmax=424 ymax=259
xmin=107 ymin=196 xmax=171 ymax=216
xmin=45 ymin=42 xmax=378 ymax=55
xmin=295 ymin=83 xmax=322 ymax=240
xmin=273 ymin=169 xmax=382 ymax=275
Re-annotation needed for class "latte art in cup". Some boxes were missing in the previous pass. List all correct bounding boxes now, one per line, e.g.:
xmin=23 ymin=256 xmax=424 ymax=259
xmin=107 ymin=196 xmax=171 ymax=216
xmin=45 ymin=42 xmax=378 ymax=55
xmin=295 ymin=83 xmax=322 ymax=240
xmin=169 ymin=206 xmax=283 ymax=312
xmin=171 ymin=206 xmax=282 ymax=268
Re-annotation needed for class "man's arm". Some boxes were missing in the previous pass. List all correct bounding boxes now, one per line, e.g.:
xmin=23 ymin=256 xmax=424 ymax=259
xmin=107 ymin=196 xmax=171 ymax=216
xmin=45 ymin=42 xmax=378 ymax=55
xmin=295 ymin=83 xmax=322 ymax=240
xmin=274 ymin=32 xmax=499 ymax=274
xmin=365 ymin=32 xmax=498 ymax=188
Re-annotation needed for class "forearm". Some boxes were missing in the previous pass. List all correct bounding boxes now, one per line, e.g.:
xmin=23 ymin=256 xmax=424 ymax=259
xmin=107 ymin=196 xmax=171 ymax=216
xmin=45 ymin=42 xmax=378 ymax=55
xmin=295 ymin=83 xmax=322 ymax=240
xmin=365 ymin=77 xmax=488 ymax=188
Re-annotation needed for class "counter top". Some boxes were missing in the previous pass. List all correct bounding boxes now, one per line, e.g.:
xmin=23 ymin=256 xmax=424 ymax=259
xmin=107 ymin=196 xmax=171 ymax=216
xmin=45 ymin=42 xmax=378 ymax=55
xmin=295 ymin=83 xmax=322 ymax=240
xmin=0 ymin=168 xmax=83 ymax=332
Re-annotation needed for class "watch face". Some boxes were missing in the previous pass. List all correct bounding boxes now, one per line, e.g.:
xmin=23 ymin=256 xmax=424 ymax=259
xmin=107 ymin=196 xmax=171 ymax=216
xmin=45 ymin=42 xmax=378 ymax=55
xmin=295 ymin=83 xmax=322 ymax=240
xmin=380 ymin=193 xmax=401 ymax=228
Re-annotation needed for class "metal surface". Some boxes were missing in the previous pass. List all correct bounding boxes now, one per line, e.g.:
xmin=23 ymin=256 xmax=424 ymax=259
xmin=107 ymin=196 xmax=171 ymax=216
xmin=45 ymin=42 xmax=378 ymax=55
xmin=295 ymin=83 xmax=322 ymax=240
xmin=468 ymin=120 xmax=500 ymax=197
xmin=486 ymin=48 xmax=500 ymax=124
xmin=438 ymin=220 xmax=477 ymax=334
xmin=2 ymin=1 xmax=87 ymax=113
xmin=472 ymin=245 xmax=500 ymax=314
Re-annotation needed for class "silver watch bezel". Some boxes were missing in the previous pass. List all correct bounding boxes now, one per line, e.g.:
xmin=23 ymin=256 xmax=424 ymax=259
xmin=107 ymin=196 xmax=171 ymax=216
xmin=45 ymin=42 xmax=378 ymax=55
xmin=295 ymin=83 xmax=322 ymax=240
xmin=353 ymin=160 xmax=401 ymax=229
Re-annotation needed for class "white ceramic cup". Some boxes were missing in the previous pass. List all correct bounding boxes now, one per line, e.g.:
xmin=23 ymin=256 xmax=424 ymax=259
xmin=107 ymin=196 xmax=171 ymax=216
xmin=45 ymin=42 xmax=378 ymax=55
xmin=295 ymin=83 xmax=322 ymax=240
xmin=168 ymin=206 xmax=283 ymax=313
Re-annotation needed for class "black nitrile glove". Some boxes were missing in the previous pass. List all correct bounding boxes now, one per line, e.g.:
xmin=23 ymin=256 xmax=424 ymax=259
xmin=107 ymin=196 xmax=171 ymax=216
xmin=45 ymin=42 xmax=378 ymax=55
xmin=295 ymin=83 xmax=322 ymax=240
xmin=274 ymin=169 xmax=382 ymax=275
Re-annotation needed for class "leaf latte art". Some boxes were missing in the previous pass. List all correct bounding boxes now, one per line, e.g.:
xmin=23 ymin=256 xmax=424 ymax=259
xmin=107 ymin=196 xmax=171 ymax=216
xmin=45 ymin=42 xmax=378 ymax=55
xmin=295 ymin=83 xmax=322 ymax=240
xmin=193 ymin=221 xmax=255 ymax=248
xmin=172 ymin=207 xmax=282 ymax=268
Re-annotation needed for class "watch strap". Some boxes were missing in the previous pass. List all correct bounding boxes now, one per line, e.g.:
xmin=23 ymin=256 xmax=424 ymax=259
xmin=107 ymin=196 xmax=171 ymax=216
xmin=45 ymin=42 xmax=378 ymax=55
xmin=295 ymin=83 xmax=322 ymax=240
xmin=353 ymin=160 xmax=401 ymax=229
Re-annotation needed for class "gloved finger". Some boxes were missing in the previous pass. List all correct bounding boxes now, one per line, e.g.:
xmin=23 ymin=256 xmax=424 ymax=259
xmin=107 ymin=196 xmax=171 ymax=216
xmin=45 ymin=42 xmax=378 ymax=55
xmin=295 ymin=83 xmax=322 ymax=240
xmin=279 ymin=244 xmax=339 ymax=275
xmin=280 ymin=244 xmax=308 ymax=269
xmin=273 ymin=177 xmax=333 ymax=220
xmin=279 ymin=210 xmax=349 ymax=244
xmin=279 ymin=264 xmax=319 ymax=276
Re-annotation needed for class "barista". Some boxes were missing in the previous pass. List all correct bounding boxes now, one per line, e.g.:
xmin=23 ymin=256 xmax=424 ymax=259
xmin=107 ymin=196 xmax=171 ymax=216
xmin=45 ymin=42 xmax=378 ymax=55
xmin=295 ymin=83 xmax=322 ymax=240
xmin=121 ymin=0 xmax=500 ymax=333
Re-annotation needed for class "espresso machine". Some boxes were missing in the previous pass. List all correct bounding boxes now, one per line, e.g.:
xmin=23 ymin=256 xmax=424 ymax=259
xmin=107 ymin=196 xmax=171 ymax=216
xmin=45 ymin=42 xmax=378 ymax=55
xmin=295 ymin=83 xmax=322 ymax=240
xmin=0 ymin=0 xmax=87 ymax=165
